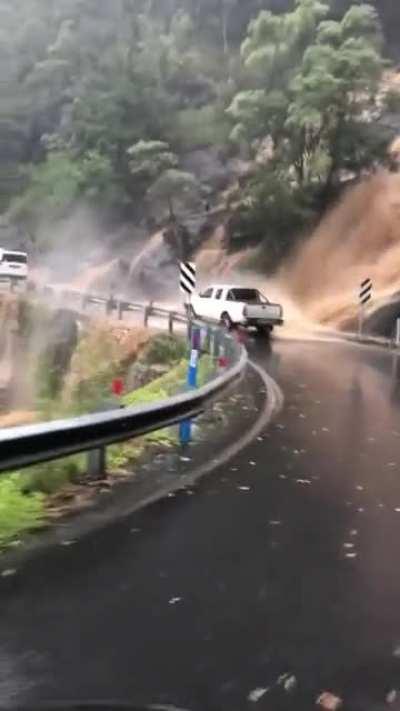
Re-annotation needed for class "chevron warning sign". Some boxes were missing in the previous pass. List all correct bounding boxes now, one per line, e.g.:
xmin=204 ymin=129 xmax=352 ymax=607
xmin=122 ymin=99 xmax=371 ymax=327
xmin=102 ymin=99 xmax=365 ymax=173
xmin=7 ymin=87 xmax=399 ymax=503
xmin=359 ymin=278 xmax=372 ymax=306
xmin=180 ymin=262 xmax=196 ymax=296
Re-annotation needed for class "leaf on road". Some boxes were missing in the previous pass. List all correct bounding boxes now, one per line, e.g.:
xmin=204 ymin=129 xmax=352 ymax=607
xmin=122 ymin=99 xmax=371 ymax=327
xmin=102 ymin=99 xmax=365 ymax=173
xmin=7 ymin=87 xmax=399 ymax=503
xmin=169 ymin=597 xmax=182 ymax=605
xmin=248 ymin=687 xmax=270 ymax=703
xmin=1 ymin=569 xmax=16 ymax=578
xmin=316 ymin=692 xmax=343 ymax=710
xmin=277 ymin=673 xmax=297 ymax=692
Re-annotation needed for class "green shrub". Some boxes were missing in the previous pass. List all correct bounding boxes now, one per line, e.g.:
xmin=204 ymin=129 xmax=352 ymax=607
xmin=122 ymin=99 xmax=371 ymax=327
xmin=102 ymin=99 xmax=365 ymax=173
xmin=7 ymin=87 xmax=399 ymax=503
xmin=0 ymin=475 xmax=45 ymax=548
xmin=169 ymin=105 xmax=231 ymax=150
xmin=19 ymin=456 xmax=85 ymax=495
xmin=139 ymin=334 xmax=187 ymax=366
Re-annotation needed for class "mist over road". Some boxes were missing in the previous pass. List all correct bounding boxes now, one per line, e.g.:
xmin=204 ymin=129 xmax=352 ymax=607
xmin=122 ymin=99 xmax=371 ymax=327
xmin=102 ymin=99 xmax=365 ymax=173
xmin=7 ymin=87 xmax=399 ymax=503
xmin=2 ymin=338 xmax=400 ymax=711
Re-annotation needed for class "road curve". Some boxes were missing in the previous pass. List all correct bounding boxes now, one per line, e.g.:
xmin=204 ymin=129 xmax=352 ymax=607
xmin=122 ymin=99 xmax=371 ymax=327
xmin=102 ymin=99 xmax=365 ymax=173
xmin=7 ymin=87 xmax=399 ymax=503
xmin=2 ymin=338 xmax=400 ymax=711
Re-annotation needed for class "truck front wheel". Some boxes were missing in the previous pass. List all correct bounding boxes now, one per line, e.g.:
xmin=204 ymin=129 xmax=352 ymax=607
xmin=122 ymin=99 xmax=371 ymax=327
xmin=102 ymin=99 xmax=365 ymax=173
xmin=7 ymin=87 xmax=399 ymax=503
xmin=221 ymin=312 xmax=233 ymax=330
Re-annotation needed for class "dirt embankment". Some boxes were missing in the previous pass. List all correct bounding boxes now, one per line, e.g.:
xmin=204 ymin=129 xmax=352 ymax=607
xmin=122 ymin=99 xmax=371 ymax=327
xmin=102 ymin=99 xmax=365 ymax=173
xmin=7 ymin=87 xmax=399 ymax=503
xmin=281 ymin=171 xmax=400 ymax=328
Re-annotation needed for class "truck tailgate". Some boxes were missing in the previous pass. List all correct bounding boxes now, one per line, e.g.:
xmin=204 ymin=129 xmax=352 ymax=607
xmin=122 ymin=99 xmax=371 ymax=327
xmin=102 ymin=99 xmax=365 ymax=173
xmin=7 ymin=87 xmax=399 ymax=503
xmin=246 ymin=303 xmax=283 ymax=320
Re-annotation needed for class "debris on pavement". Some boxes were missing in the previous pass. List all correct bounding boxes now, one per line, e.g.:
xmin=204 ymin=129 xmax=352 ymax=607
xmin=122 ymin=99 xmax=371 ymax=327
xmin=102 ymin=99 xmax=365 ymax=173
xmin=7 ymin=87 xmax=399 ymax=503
xmin=248 ymin=687 xmax=270 ymax=703
xmin=343 ymin=542 xmax=355 ymax=549
xmin=277 ymin=673 xmax=297 ymax=692
xmin=316 ymin=692 xmax=343 ymax=710
xmin=344 ymin=552 xmax=358 ymax=559
xmin=386 ymin=690 xmax=397 ymax=704
xmin=249 ymin=461 xmax=257 ymax=466
xmin=355 ymin=485 xmax=364 ymax=491
xmin=296 ymin=479 xmax=312 ymax=485
xmin=180 ymin=457 xmax=191 ymax=463
xmin=238 ymin=486 xmax=251 ymax=492
xmin=168 ymin=597 xmax=182 ymax=605
xmin=61 ymin=540 xmax=76 ymax=547
xmin=350 ymin=529 xmax=358 ymax=536
xmin=269 ymin=520 xmax=282 ymax=526
xmin=284 ymin=675 xmax=297 ymax=692
xmin=1 ymin=569 xmax=16 ymax=578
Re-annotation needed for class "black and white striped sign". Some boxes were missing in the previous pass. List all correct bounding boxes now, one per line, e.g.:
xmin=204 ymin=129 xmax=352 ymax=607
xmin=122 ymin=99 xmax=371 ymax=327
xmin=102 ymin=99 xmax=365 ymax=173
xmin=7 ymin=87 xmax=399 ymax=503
xmin=359 ymin=278 xmax=372 ymax=306
xmin=180 ymin=262 xmax=196 ymax=295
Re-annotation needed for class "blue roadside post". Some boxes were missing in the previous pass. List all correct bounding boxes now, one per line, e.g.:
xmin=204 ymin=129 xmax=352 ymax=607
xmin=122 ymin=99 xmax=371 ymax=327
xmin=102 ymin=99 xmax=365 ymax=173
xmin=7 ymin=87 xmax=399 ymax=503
xmin=179 ymin=326 xmax=200 ymax=446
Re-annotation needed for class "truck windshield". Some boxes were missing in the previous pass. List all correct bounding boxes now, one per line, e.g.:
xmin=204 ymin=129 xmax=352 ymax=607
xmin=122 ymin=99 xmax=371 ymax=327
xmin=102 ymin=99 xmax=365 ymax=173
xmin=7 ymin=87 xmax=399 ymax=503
xmin=230 ymin=289 xmax=262 ymax=303
xmin=2 ymin=253 xmax=27 ymax=263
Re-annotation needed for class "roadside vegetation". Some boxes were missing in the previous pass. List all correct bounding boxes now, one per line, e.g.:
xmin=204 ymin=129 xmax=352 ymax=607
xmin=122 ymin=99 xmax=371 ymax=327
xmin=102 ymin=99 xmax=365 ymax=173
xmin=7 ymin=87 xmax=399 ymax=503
xmin=0 ymin=303 xmax=215 ymax=550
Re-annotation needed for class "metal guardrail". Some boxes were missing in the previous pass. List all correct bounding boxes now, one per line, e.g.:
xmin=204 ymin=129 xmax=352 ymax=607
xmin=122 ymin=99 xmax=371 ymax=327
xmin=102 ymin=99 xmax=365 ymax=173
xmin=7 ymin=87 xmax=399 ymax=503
xmin=0 ymin=284 xmax=248 ymax=475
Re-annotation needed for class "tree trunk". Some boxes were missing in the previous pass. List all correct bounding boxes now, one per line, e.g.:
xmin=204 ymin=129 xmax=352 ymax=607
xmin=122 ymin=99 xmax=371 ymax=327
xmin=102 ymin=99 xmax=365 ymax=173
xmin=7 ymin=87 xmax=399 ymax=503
xmin=167 ymin=195 xmax=174 ymax=220
xmin=221 ymin=0 xmax=229 ymax=56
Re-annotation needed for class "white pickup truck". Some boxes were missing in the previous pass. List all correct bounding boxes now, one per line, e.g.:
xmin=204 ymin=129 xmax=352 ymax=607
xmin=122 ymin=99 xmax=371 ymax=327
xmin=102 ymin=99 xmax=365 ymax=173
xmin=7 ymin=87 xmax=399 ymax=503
xmin=0 ymin=249 xmax=28 ymax=281
xmin=189 ymin=284 xmax=284 ymax=335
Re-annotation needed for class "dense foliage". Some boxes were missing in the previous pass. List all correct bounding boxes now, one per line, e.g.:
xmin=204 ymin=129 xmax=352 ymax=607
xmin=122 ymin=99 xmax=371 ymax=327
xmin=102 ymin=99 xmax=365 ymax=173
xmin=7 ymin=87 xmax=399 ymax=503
xmin=0 ymin=0 xmax=397 ymax=265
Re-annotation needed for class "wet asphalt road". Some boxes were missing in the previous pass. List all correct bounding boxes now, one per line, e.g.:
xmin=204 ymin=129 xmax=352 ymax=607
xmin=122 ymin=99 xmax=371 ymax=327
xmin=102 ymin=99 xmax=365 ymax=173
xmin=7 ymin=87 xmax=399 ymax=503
xmin=2 ymin=338 xmax=400 ymax=710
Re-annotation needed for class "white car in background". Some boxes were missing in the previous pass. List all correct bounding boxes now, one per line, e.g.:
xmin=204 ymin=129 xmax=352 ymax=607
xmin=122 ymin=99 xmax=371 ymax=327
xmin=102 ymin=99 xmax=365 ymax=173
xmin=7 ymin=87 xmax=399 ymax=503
xmin=0 ymin=249 xmax=28 ymax=281
xmin=189 ymin=284 xmax=284 ymax=335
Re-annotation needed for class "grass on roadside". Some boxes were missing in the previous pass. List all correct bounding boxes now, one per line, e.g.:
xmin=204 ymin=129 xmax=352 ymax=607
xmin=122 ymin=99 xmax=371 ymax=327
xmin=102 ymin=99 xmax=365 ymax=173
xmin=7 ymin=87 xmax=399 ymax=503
xmin=0 ymin=475 xmax=46 ymax=549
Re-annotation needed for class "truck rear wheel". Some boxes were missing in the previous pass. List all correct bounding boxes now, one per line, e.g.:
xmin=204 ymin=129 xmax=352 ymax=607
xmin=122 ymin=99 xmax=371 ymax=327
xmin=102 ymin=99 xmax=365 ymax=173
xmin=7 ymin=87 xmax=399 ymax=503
xmin=257 ymin=324 xmax=273 ymax=338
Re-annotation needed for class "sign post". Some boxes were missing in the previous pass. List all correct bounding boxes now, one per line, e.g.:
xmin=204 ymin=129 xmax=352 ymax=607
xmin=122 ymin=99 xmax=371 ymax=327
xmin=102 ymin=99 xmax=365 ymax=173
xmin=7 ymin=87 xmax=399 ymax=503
xmin=179 ymin=326 xmax=200 ymax=447
xmin=359 ymin=278 xmax=372 ymax=338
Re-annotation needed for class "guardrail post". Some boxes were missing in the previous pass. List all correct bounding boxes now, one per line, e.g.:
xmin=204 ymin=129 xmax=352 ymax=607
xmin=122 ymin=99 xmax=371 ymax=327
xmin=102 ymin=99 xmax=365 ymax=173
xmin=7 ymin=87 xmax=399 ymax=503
xmin=168 ymin=312 xmax=174 ymax=334
xmin=106 ymin=296 xmax=116 ymax=317
xmin=144 ymin=303 xmax=153 ymax=327
xmin=87 ymin=447 xmax=106 ymax=480
xmin=212 ymin=329 xmax=221 ymax=358
xmin=118 ymin=301 xmax=124 ymax=321
xmin=396 ymin=319 xmax=400 ymax=347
